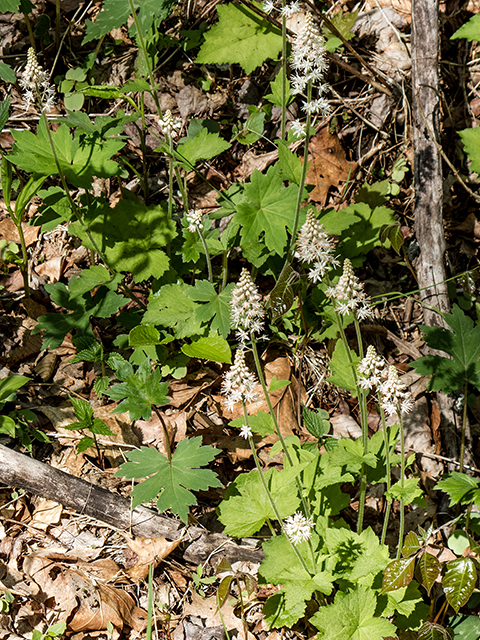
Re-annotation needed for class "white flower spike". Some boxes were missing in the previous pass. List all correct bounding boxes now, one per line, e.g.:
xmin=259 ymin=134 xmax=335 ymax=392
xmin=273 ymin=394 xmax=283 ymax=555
xmin=230 ymin=269 xmax=265 ymax=345
xmin=222 ymin=349 xmax=258 ymax=412
xmin=326 ymin=259 xmax=374 ymax=321
xmin=284 ymin=511 xmax=314 ymax=545
xmin=158 ymin=110 xmax=182 ymax=139
xmin=19 ymin=48 xmax=55 ymax=112
xmin=295 ymin=210 xmax=339 ymax=281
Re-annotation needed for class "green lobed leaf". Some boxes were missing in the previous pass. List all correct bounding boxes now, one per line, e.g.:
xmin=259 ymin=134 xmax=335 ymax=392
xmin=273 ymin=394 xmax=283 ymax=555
xmin=277 ymin=142 xmax=303 ymax=185
xmin=70 ymin=198 xmax=175 ymax=283
xmin=83 ymin=0 xmax=175 ymax=43
xmin=218 ymin=467 xmax=303 ymax=537
xmin=115 ymin=436 xmax=221 ymax=522
xmin=328 ymin=436 xmax=377 ymax=474
xmin=185 ymin=280 xmax=234 ymax=339
xmin=0 ymin=0 xmax=19 ymax=12
xmin=322 ymin=10 xmax=358 ymax=43
xmin=386 ymin=477 xmax=423 ymax=505
xmin=175 ymin=128 xmax=231 ymax=168
xmin=68 ymin=265 xmax=120 ymax=299
xmin=9 ymin=120 xmax=125 ymax=189
xmin=412 ymin=304 xmax=480 ymax=393
xmin=327 ymin=340 xmax=360 ymax=394
xmin=129 ymin=325 xmax=161 ymax=347
xmin=337 ymin=200 xmax=396 ymax=264
xmin=105 ymin=357 xmax=170 ymax=421
xmin=451 ymin=13 xmax=480 ymax=41
xmin=143 ymin=284 xmax=203 ymax=339
xmin=196 ymin=3 xmax=282 ymax=75
xmin=380 ymin=581 xmax=427 ymax=622
xmin=181 ymin=335 xmax=231 ymax=364
xmin=229 ymin=410 xmax=275 ymax=437
xmin=443 ymin=557 xmax=477 ymax=613
xmin=233 ymin=165 xmax=300 ymax=256
xmin=435 ymin=471 xmax=480 ymax=507
xmin=261 ymin=531 xmax=334 ymax=629
xmin=311 ymin=585 xmax=396 ymax=640
xmin=324 ymin=526 xmax=390 ymax=582
xmin=32 ymin=284 xmax=126 ymax=350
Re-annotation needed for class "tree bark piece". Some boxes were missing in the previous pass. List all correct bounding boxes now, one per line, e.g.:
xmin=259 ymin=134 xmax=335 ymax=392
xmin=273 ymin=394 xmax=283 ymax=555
xmin=412 ymin=0 xmax=473 ymax=474
xmin=412 ymin=0 xmax=448 ymax=326
xmin=0 ymin=444 xmax=264 ymax=565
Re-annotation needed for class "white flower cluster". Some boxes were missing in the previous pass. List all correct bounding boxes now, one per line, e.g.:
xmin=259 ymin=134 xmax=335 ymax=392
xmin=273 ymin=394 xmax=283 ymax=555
xmin=295 ymin=210 xmax=339 ymax=282
xmin=222 ymin=349 xmax=258 ymax=412
xmin=19 ymin=48 xmax=55 ymax=112
xmin=357 ymin=345 xmax=387 ymax=391
xmin=284 ymin=511 xmax=314 ymax=545
xmin=230 ymin=268 xmax=265 ymax=344
xmin=380 ymin=365 xmax=413 ymax=417
xmin=239 ymin=423 xmax=253 ymax=439
xmin=281 ymin=1 xmax=301 ymax=17
xmin=326 ymin=259 xmax=374 ymax=321
xmin=186 ymin=209 xmax=203 ymax=233
xmin=158 ymin=110 xmax=182 ymax=139
xmin=263 ymin=1 xmax=301 ymax=17
xmin=289 ymin=12 xmax=330 ymax=138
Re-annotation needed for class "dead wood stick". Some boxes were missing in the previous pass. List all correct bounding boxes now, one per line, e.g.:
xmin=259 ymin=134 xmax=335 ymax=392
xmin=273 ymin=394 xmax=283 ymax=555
xmin=411 ymin=0 xmax=473 ymax=475
xmin=0 ymin=444 xmax=264 ymax=565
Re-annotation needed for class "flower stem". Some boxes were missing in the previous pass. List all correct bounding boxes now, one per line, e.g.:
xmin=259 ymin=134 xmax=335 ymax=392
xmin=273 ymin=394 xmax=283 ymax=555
xmin=250 ymin=336 xmax=317 ymax=570
xmin=378 ymin=397 xmax=392 ymax=546
xmin=285 ymin=81 xmax=313 ymax=265
xmin=396 ymin=406 xmax=406 ymax=558
xmin=242 ymin=404 xmax=313 ymax=575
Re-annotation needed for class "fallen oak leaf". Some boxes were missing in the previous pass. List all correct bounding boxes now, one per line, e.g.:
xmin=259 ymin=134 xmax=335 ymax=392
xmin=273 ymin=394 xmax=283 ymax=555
xmin=306 ymin=128 xmax=357 ymax=204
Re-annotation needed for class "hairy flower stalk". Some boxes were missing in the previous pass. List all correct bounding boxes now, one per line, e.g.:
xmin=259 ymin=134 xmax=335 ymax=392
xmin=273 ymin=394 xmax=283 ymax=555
xmin=185 ymin=209 xmax=213 ymax=282
xmin=358 ymin=346 xmax=394 ymax=543
xmin=381 ymin=365 xmax=413 ymax=555
xmin=380 ymin=365 xmax=413 ymax=418
xmin=284 ymin=511 xmax=314 ymax=545
xmin=186 ymin=209 xmax=204 ymax=233
xmin=230 ymin=269 xmax=265 ymax=345
xmin=286 ymin=12 xmax=330 ymax=258
xmin=357 ymin=345 xmax=388 ymax=391
xmin=20 ymin=48 xmax=55 ymax=112
xmin=288 ymin=12 xmax=330 ymax=140
xmin=295 ymin=210 xmax=339 ymax=281
xmin=326 ymin=258 xmax=374 ymax=321
xmin=158 ymin=110 xmax=182 ymax=139
xmin=222 ymin=349 xmax=258 ymax=413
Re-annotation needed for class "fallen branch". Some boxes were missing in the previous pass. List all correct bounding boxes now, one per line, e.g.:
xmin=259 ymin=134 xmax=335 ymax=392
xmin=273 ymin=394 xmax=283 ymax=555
xmin=0 ymin=444 xmax=264 ymax=566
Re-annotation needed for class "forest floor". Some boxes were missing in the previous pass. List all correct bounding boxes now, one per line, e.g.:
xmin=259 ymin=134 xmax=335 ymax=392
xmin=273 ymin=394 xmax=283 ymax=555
xmin=1 ymin=0 xmax=480 ymax=638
